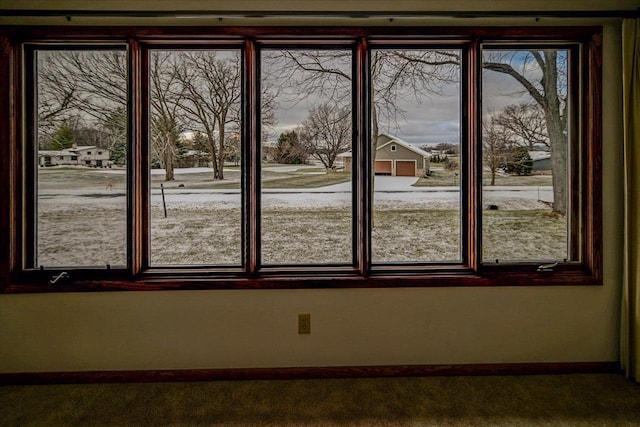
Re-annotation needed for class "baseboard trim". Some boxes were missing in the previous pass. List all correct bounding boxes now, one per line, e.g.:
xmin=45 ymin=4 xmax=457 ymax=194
xmin=0 ymin=361 xmax=622 ymax=385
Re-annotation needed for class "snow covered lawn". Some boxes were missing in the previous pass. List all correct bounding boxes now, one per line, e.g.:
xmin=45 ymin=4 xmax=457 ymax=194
xmin=37 ymin=199 xmax=567 ymax=267
xmin=34 ymin=167 xmax=568 ymax=267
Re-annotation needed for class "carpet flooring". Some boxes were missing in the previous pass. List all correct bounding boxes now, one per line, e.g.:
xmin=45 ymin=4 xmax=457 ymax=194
xmin=1 ymin=374 xmax=639 ymax=426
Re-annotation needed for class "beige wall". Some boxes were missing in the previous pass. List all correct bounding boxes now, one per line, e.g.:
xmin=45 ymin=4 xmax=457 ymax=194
xmin=0 ymin=8 xmax=626 ymax=373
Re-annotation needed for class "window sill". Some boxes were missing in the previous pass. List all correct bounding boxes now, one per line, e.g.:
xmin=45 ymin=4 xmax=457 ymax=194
xmin=2 ymin=267 xmax=602 ymax=293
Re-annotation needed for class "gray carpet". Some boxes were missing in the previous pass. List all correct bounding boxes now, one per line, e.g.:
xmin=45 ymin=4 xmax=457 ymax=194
xmin=1 ymin=374 xmax=639 ymax=426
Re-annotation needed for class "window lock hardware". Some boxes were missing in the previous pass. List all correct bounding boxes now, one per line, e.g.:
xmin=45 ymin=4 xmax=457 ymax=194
xmin=49 ymin=271 xmax=70 ymax=285
xmin=537 ymin=262 xmax=558 ymax=272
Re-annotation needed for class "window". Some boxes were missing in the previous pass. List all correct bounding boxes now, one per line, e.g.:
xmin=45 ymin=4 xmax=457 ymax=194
xmin=147 ymin=47 xmax=243 ymax=267
xmin=482 ymin=47 xmax=574 ymax=263
xmin=260 ymin=47 xmax=353 ymax=266
xmin=0 ymin=26 xmax=602 ymax=291
xmin=370 ymin=47 xmax=462 ymax=264
xmin=28 ymin=47 xmax=128 ymax=269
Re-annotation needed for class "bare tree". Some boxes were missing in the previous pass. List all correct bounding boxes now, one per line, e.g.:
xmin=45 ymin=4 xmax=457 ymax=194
xmin=37 ymin=53 xmax=79 ymax=144
xmin=177 ymin=51 xmax=241 ymax=180
xmin=494 ymin=102 xmax=548 ymax=150
xmin=263 ymin=49 xmax=460 ymax=182
xmin=483 ymin=111 xmax=515 ymax=186
xmin=371 ymin=50 xmax=459 ymax=142
xmin=36 ymin=50 xmax=128 ymax=157
xmin=299 ymin=104 xmax=351 ymax=170
xmin=271 ymin=49 xmax=569 ymax=212
xmin=262 ymin=50 xmax=352 ymax=106
xmin=38 ymin=50 xmax=127 ymax=123
xmin=149 ymin=51 xmax=188 ymax=181
xmin=484 ymin=50 xmax=568 ymax=214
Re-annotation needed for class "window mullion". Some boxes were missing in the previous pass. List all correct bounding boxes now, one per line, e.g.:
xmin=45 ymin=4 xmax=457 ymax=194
xmin=23 ymin=46 xmax=37 ymax=270
xmin=130 ymin=38 xmax=146 ymax=276
xmin=0 ymin=34 xmax=15 ymax=279
xmin=467 ymin=39 xmax=482 ymax=272
xmin=244 ymin=39 xmax=260 ymax=276
xmin=568 ymin=44 xmax=581 ymax=262
xmin=355 ymin=37 xmax=371 ymax=276
xmin=583 ymin=34 xmax=602 ymax=281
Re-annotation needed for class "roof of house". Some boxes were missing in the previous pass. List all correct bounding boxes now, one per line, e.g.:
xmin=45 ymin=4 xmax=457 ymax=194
xmin=185 ymin=150 xmax=209 ymax=156
xmin=337 ymin=134 xmax=432 ymax=158
xmin=38 ymin=150 xmax=78 ymax=156
xmin=529 ymin=150 xmax=551 ymax=161
xmin=377 ymin=133 xmax=432 ymax=158
xmin=38 ymin=146 xmax=107 ymax=156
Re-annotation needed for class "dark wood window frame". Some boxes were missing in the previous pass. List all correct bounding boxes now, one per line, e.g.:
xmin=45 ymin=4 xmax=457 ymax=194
xmin=0 ymin=26 xmax=602 ymax=293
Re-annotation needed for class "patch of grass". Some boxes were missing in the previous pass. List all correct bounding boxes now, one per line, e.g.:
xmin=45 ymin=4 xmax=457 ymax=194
xmin=38 ymin=167 xmax=126 ymax=190
xmin=481 ymin=173 xmax=553 ymax=187
xmin=262 ymin=209 xmax=352 ymax=264
xmin=38 ymin=201 xmax=567 ymax=267
xmin=413 ymin=165 xmax=554 ymax=187
xmin=293 ymin=167 xmax=328 ymax=173
xmin=151 ymin=170 xmax=243 ymax=190
xmin=40 ymin=165 xmax=349 ymax=191
xmin=412 ymin=167 xmax=460 ymax=187
xmin=262 ymin=172 xmax=351 ymax=189
xmin=483 ymin=209 xmax=567 ymax=261
xmin=372 ymin=209 xmax=461 ymax=262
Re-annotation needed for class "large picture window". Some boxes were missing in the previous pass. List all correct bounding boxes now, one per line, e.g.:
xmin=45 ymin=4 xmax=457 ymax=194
xmin=0 ymin=26 xmax=602 ymax=291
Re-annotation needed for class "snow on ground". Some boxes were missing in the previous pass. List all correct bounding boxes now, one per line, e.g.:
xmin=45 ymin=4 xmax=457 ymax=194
xmin=37 ymin=184 xmax=552 ymax=214
xmin=35 ymin=172 xmax=564 ymax=266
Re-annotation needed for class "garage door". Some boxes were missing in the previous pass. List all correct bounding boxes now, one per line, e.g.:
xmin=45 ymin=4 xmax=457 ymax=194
xmin=395 ymin=160 xmax=416 ymax=176
xmin=375 ymin=160 xmax=392 ymax=175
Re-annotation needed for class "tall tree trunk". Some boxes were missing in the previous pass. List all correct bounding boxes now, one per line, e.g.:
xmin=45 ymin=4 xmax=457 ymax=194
xmin=546 ymin=110 xmax=567 ymax=214
xmin=164 ymin=141 xmax=174 ymax=181
xmin=371 ymin=99 xmax=379 ymax=171
xmin=542 ymin=51 xmax=567 ymax=215
xmin=483 ymin=50 xmax=567 ymax=214
xmin=371 ymin=97 xmax=379 ymax=227
xmin=217 ymin=117 xmax=225 ymax=180
xmin=209 ymin=137 xmax=220 ymax=180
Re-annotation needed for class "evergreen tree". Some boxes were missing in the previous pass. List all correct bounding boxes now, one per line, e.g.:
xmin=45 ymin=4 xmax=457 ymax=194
xmin=273 ymin=130 xmax=308 ymax=164
xmin=50 ymin=122 xmax=75 ymax=150
xmin=504 ymin=146 xmax=533 ymax=176
xmin=103 ymin=108 xmax=127 ymax=165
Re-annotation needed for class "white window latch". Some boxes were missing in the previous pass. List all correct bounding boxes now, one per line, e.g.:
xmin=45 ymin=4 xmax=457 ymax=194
xmin=537 ymin=262 xmax=558 ymax=272
xmin=49 ymin=271 xmax=69 ymax=285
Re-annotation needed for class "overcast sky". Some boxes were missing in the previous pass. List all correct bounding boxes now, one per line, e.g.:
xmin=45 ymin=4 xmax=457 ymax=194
xmin=264 ymin=49 xmax=566 ymax=147
xmin=37 ymin=48 xmax=563 ymax=149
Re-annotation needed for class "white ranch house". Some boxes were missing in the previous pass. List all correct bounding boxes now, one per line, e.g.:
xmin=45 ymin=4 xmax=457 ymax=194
xmin=39 ymin=145 xmax=111 ymax=168
xmin=339 ymin=134 xmax=432 ymax=177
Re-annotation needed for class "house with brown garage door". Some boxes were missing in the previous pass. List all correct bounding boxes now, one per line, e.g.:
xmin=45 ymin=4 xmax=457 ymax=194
xmin=338 ymin=134 xmax=431 ymax=177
